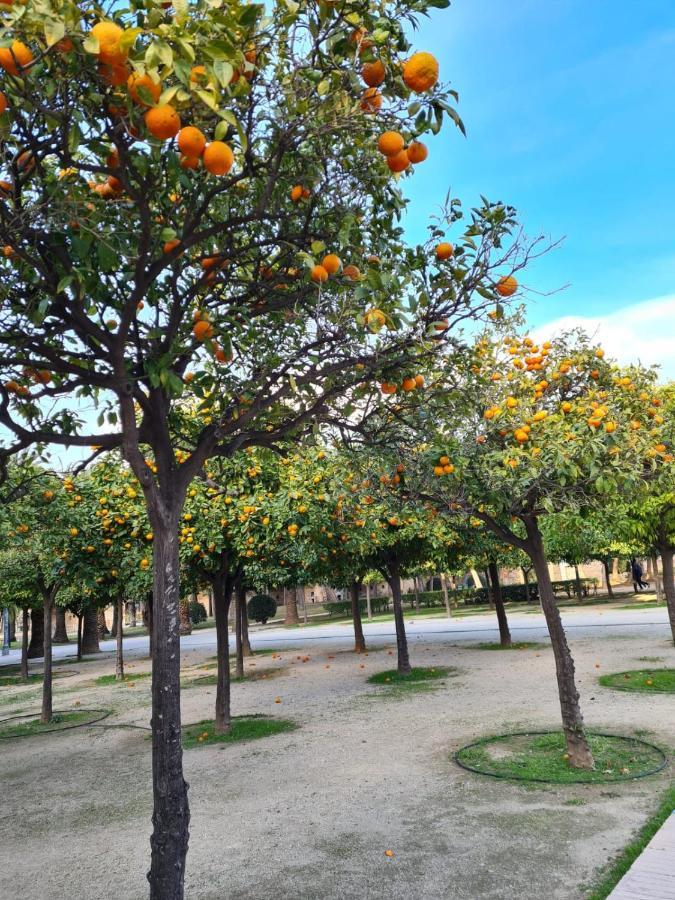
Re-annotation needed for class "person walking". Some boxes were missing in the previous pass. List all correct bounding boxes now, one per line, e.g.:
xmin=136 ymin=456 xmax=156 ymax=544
xmin=631 ymin=559 xmax=648 ymax=591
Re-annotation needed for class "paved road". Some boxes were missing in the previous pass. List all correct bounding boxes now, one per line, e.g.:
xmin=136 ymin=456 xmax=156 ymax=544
xmin=1 ymin=605 xmax=672 ymax=667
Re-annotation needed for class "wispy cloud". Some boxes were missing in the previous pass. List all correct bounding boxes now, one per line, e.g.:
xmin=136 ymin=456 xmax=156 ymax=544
xmin=532 ymin=295 xmax=675 ymax=380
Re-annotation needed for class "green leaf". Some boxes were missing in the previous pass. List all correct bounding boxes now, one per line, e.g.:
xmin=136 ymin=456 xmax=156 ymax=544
xmin=43 ymin=18 xmax=65 ymax=48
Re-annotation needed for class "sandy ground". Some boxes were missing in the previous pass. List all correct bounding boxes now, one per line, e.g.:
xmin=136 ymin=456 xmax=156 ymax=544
xmin=0 ymin=627 xmax=672 ymax=900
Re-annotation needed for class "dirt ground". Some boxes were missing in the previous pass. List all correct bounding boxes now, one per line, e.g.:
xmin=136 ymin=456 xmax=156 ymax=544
xmin=0 ymin=628 xmax=672 ymax=900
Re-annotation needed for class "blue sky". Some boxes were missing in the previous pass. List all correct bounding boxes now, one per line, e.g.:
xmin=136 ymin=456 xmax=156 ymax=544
xmin=402 ymin=0 xmax=675 ymax=374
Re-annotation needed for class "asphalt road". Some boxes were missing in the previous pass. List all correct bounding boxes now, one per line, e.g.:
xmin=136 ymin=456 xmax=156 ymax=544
xmin=1 ymin=605 xmax=672 ymax=667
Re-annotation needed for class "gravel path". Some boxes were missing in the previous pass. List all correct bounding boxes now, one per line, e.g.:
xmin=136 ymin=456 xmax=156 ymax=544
xmin=0 ymin=627 xmax=672 ymax=899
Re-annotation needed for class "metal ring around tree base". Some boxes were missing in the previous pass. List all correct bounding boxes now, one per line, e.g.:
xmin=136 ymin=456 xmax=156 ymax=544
xmin=0 ymin=708 xmax=112 ymax=739
xmin=454 ymin=730 xmax=669 ymax=784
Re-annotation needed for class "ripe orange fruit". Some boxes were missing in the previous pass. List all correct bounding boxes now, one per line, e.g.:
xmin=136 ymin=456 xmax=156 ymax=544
xmin=407 ymin=141 xmax=428 ymax=164
xmin=290 ymin=184 xmax=304 ymax=202
xmin=311 ymin=264 xmax=329 ymax=283
xmin=380 ymin=382 xmax=397 ymax=395
xmin=321 ymin=254 xmax=341 ymax=275
xmin=435 ymin=242 xmax=453 ymax=260
xmin=595 ymin=348 xmax=605 ymax=358
xmin=91 ymin=22 xmax=125 ymax=65
xmin=414 ymin=374 xmax=425 ymax=388
xmin=163 ymin=238 xmax=181 ymax=254
xmin=107 ymin=175 xmax=123 ymax=192
xmin=386 ymin=149 xmax=410 ymax=173
xmin=193 ymin=320 xmax=213 ymax=341
xmin=145 ymin=105 xmax=181 ymax=140
xmin=362 ymin=60 xmax=385 ymax=87
xmin=214 ymin=346 xmax=232 ymax=364
xmin=402 ymin=377 xmax=417 ymax=392
xmin=128 ymin=73 xmax=161 ymax=106
xmin=343 ymin=264 xmax=361 ymax=281
xmin=402 ymin=52 xmax=439 ymax=93
xmin=377 ymin=131 xmax=405 ymax=157
xmin=203 ymin=141 xmax=234 ymax=175
xmin=190 ymin=65 xmax=209 ymax=84
xmin=605 ymin=422 xmax=616 ymax=433
xmin=0 ymin=92 xmax=8 ymax=115
xmin=99 ymin=61 xmax=130 ymax=86
xmin=360 ymin=87 xmax=382 ymax=113
xmin=177 ymin=126 xmax=206 ymax=158
xmin=180 ymin=154 xmax=200 ymax=170
xmin=0 ymin=41 xmax=34 ymax=76
xmin=496 ymin=275 xmax=518 ymax=297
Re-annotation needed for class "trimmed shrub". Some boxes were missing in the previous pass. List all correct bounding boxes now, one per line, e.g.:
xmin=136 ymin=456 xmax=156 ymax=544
xmin=248 ymin=594 xmax=277 ymax=624
xmin=189 ymin=600 xmax=207 ymax=624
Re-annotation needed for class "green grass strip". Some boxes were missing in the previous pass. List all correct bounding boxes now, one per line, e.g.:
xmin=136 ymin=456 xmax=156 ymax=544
xmin=183 ymin=715 xmax=296 ymax=749
xmin=599 ymin=669 xmax=675 ymax=694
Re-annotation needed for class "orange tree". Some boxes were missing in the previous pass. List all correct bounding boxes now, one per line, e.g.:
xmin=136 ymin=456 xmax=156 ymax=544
xmin=391 ymin=328 xmax=669 ymax=768
xmin=0 ymin=0 xmax=539 ymax=891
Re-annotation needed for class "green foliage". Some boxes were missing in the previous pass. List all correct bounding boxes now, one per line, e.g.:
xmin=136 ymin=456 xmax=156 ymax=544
xmin=188 ymin=600 xmax=207 ymax=624
xmin=247 ymin=593 xmax=276 ymax=623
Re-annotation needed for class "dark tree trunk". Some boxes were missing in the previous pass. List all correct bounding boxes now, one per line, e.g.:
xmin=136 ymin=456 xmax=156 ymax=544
xmin=110 ymin=598 xmax=119 ymax=639
xmin=441 ymin=573 xmax=451 ymax=617
xmin=484 ymin=570 xmax=495 ymax=609
xmin=573 ymin=564 xmax=583 ymax=599
xmin=284 ymin=586 xmax=300 ymax=625
xmin=521 ymin=567 xmax=532 ymax=602
xmin=76 ymin=613 xmax=83 ymax=661
xmin=524 ymin=518 xmax=593 ymax=769
xmin=81 ymin=606 xmax=100 ymax=655
xmin=651 ymin=553 xmax=663 ymax=602
xmin=27 ymin=605 xmax=44 ymax=659
xmin=147 ymin=510 xmax=190 ymax=900
xmin=234 ymin=578 xmax=245 ymax=679
xmin=350 ymin=580 xmax=366 ymax=653
xmin=9 ymin=608 xmax=15 ymax=642
xmin=214 ymin=569 xmax=234 ymax=733
xmin=207 ymin=589 xmax=213 ymax=619
xmin=241 ymin=591 xmax=251 ymax=656
xmin=660 ymin=545 xmax=675 ymax=646
xmin=116 ymin=595 xmax=124 ymax=681
xmin=602 ymin=559 xmax=614 ymax=599
xmin=413 ymin=576 xmax=421 ymax=612
xmin=488 ymin=561 xmax=511 ymax=647
xmin=97 ymin=607 xmax=110 ymax=638
xmin=41 ymin=590 xmax=54 ymax=724
xmin=129 ymin=600 xmax=137 ymax=628
xmin=20 ymin=607 xmax=29 ymax=681
xmin=179 ymin=598 xmax=192 ymax=636
xmin=52 ymin=606 xmax=69 ymax=644
xmin=385 ymin=558 xmax=411 ymax=676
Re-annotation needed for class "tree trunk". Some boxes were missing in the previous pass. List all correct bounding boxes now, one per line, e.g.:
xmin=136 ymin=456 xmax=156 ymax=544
xmin=179 ymin=598 xmax=192 ymax=636
xmin=234 ymin=579 xmax=245 ymax=679
xmin=20 ymin=607 xmax=29 ymax=681
xmin=9 ymin=608 xmax=15 ymax=643
xmin=27 ymin=605 xmax=44 ymax=659
xmin=350 ymin=580 xmax=366 ymax=653
xmin=41 ymin=590 xmax=54 ymax=724
xmin=365 ymin=582 xmax=373 ymax=620
xmin=441 ymin=574 xmax=451 ymax=617
xmin=81 ymin=606 xmax=100 ymax=654
xmin=602 ymin=559 xmax=614 ymax=599
xmin=130 ymin=600 xmax=137 ymax=628
xmin=521 ymin=567 xmax=532 ymax=602
xmin=214 ymin=571 xmax=234 ymax=732
xmin=147 ymin=510 xmax=190 ymax=899
xmin=573 ymin=564 xmax=583 ymax=599
xmin=488 ymin=562 xmax=511 ymax=647
xmin=652 ymin=554 xmax=663 ymax=602
xmin=659 ymin=545 xmax=675 ymax=646
xmin=76 ymin=613 xmax=83 ymax=661
xmin=52 ymin=605 xmax=69 ymax=644
xmin=484 ymin=570 xmax=494 ymax=609
xmin=385 ymin=558 xmax=411 ymax=676
xmin=284 ymin=586 xmax=300 ymax=625
xmin=110 ymin=598 xmax=119 ymax=639
xmin=413 ymin=576 xmax=421 ymax=612
xmin=241 ymin=591 xmax=251 ymax=656
xmin=524 ymin=518 xmax=593 ymax=769
xmin=116 ymin=595 xmax=124 ymax=681
xmin=97 ymin=607 xmax=110 ymax=638
xmin=207 ymin=589 xmax=213 ymax=619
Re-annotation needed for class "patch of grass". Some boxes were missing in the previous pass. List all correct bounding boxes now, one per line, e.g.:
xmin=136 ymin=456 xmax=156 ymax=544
xmin=562 ymin=798 xmax=586 ymax=806
xmin=599 ymin=668 xmax=675 ymax=694
xmin=0 ymin=673 xmax=44 ymax=687
xmin=617 ymin=602 xmax=662 ymax=611
xmin=456 ymin=732 xmax=666 ymax=784
xmin=636 ymin=656 xmax=665 ymax=663
xmin=586 ymin=782 xmax=675 ymax=899
xmin=183 ymin=715 xmax=296 ymax=749
xmin=468 ymin=641 xmax=546 ymax=651
xmin=367 ymin=666 xmax=451 ymax=685
xmin=95 ymin=672 xmax=152 ymax=686
xmin=0 ymin=708 xmax=109 ymax=738
xmin=183 ymin=666 xmax=286 ymax=687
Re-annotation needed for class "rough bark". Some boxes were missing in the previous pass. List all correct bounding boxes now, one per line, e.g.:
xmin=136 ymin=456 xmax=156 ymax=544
xmin=365 ymin=582 xmax=373 ymax=620
xmin=441 ymin=574 xmax=451 ymax=617
xmin=115 ymin=595 xmax=124 ymax=681
xmin=214 ymin=568 xmax=234 ymax=732
xmin=9 ymin=608 xmax=15 ymax=642
xmin=350 ymin=580 xmax=366 ymax=653
xmin=284 ymin=586 xmax=300 ymax=625
xmin=660 ymin=545 xmax=675 ymax=646
xmin=207 ymin=589 xmax=213 ymax=619
xmin=76 ymin=614 xmax=83 ymax=661
xmin=52 ymin=606 xmax=69 ymax=643
xmin=241 ymin=589 xmax=251 ymax=656
xmin=81 ymin=606 xmax=100 ymax=655
xmin=651 ymin=553 xmax=663 ymax=602
xmin=573 ymin=565 xmax=583 ymax=600
xmin=234 ymin=577 xmax=245 ymax=679
xmin=129 ymin=600 xmax=137 ymax=628
xmin=488 ymin=561 xmax=511 ymax=647
xmin=97 ymin=607 xmax=110 ymax=638
xmin=41 ymin=589 xmax=55 ymax=724
xmin=147 ymin=509 xmax=190 ymax=900
xmin=20 ymin=607 xmax=29 ymax=681
xmin=525 ymin=517 xmax=594 ymax=768
xmin=110 ymin=598 xmax=119 ymax=639
xmin=385 ymin=558 xmax=411 ymax=675
xmin=602 ymin=559 xmax=614 ymax=599
xmin=27 ymin=605 xmax=44 ymax=659
xmin=484 ymin=570 xmax=494 ymax=609
xmin=179 ymin=598 xmax=192 ymax=636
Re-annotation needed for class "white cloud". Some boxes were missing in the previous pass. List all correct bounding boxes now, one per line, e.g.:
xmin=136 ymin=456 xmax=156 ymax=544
xmin=532 ymin=295 xmax=675 ymax=381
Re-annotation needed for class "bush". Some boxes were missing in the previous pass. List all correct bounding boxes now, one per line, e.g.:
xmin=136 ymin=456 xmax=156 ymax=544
xmin=189 ymin=600 xmax=207 ymax=624
xmin=468 ymin=583 xmax=539 ymax=605
xmin=325 ymin=596 xmax=390 ymax=617
xmin=248 ymin=594 xmax=277 ymax=624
